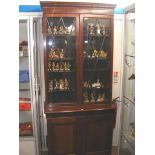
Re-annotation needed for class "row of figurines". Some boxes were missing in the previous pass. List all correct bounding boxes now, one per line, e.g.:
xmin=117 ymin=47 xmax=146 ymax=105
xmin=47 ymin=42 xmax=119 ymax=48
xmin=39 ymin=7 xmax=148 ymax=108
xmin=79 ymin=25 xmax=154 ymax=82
xmin=88 ymin=24 xmax=107 ymax=36
xmin=83 ymin=79 xmax=104 ymax=89
xmin=49 ymin=79 xmax=70 ymax=91
xmin=83 ymin=91 xmax=105 ymax=103
xmin=48 ymin=61 xmax=71 ymax=71
xmin=47 ymin=25 xmax=73 ymax=35
xmin=48 ymin=48 xmax=65 ymax=59
xmin=83 ymin=50 xmax=108 ymax=59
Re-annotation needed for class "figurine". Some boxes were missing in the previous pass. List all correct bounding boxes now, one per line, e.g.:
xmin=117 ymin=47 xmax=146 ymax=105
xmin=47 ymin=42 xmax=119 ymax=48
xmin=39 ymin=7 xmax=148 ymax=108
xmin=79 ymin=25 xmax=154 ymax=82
xmin=96 ymin=23 xmax=101 ymax=35
xmin=47 ymin=26 xmax=52 ymax=34
xmin=60 ymin=49 xmax=64 ymax=58
xmin=49 ymin=80 xmax=54 ymax=92
xmin=100 ymin=25 xmax=106 ymax=36
xmin=92 ymin=50 xmax=98 ymax=58
xmin=48 ymin=62 xmax=52 ymax=71
xmin=100 ymin=50 xmax=107 ymax=59
xmin=53 ymin=26 xmax=58 ymax=35
xmin=55 ymin=62 xmax=59 ymax=71
xmin=59 ymin=79 xmax=65 ymax=90
xmin=84 ymin=81 xmax=88 ymax=88
xmin=91 ymin=92 xmax=95 ymax=102
xmin=88 ymin=24 xmax=95 ymax=35
xmin=59 ymin=63 xmax=64 ymax=71
xmin=65 ymin=26 xmax=70 ymax=34
xmin=83 ymin=92 xmax=89 ymax=103
xmin=66 ymin=62 xmax=71 ymax=71
xmin=59 ymin=26 xmax=65 ymax=34
xmin=99 ymin=93 xmax=105 ymax=102
xmin=51 ymin=62 xmax=55 ymax=71
xmin=64 ymin=78 xmax=69 ymax=90
xmin=54 ymin=79 xmax=59 ymax=90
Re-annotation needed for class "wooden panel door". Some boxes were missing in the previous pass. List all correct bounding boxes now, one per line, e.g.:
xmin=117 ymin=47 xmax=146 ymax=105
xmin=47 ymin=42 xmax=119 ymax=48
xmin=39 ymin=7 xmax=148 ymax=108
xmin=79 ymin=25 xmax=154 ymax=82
xmin=83 ymin=114 xmax=114 ymax=155
xmin=47 ymin=117 xmax=78 ymax=155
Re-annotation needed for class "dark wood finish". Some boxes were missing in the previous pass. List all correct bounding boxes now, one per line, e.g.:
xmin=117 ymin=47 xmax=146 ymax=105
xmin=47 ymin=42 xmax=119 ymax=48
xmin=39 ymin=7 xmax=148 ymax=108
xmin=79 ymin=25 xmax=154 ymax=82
xmin=41 ymin=2 xmax=116 ymax=155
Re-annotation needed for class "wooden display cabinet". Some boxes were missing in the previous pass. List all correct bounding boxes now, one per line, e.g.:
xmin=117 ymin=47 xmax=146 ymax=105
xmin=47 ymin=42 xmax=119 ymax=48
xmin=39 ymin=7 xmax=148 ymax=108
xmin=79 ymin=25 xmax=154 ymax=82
xmin=41 ymin=2 xmax=117 ymax=155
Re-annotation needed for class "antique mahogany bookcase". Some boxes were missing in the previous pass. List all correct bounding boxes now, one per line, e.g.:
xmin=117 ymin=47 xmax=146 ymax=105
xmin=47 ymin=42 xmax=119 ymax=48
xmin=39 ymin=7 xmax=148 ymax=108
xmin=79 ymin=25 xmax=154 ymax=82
xmin=41 ymin=2 xmax=117 ymax=155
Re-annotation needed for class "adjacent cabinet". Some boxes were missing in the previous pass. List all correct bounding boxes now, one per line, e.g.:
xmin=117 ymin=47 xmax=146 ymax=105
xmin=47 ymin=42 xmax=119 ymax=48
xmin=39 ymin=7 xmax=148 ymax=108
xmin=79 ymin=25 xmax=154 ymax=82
xmin=41 ymin=2 xmax=117 ymax=155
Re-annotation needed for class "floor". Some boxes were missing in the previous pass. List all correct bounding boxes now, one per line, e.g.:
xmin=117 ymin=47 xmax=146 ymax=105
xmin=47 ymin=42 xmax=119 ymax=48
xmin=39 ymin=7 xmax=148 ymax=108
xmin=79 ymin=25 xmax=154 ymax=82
xmin=41 ymin=147 xmax=131 ymax=155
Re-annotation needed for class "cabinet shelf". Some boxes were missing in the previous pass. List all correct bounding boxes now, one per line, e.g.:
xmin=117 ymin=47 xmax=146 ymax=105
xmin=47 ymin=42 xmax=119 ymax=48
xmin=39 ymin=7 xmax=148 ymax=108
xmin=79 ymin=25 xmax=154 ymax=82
xmin=48 ymin=70 xmax=76 ymax=73
xmin=84 ymin=57 xmax=109 ymax=61
xmin=48 ymin=57 xmax=75 ymax=61
xmin=84 ymin=69 xmax=109 ymax=72
xmin=47 ymin=34 xmax=76 ymax=37
xmin=48 ymin=89 xmax=75 ymax=93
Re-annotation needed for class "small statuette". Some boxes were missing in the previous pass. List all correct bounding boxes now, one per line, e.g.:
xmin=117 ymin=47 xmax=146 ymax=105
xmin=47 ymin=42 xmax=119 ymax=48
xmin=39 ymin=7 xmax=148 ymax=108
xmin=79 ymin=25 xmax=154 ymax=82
xmin=98 ymin=93 xmax=105 ymax=102
xmin=88 ymin=24 xmax=94 ymax=35
xmin=53 ymin=26 xmax=58 ymax=35
xmin=48 ymin=61 xmax=52 ymax=71
xmin=66 ymin=62 xmax=71 ymax=71
xmin=60 ymin=49 xmax=64 ymax=58
xmin=51 ymin=62 xmax=55 ymax=71
xmin=100 ymin=25 xmax=106 ymax=36
xmin=47 ymin=26 xmax=52 ymax=34
xmin=59 ymin=63 xmax=64 ymax=71
xmin=55 ymin=62 xmax=59 ymax=71
xmin=91 ymin=92 xmax=95 ymax=102
xmin=96 ymin=23 xmax=101 ymax=35
xmin=59 ymin=26 xmax=65 ymax=34
xmin=83 ymin=92 xmax=89 ymax=103
xmin=49 ymin=80 xmax=54 ymax=92
xmin=59 ymin=79 xmax=65 ymax=90
xmin=64 ymin=78 xmax=69 ymax=90
xmin=54 ymin=79 xmax=59 ymax=90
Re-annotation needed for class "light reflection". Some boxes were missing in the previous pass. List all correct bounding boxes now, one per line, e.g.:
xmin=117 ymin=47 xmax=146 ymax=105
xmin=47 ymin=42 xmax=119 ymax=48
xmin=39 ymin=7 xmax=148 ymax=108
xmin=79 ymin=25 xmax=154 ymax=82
xmin=48 ymin=40 xmax=53 ymax=46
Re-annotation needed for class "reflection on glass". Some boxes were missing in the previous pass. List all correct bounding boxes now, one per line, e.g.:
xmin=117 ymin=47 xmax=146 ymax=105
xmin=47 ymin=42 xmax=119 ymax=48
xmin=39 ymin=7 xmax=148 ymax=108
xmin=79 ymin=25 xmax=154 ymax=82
xmin=83 ymin=17 xmax=111 ymax=104
xmin=46 ymin=17 xmax=77 ymax=103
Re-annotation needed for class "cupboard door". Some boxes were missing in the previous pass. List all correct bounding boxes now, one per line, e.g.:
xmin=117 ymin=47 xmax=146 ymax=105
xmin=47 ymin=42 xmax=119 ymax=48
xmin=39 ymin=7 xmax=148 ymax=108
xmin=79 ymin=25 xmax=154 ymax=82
xmin=44 ymin=14 xmax=80 ymax=104
xmin=47 ymin=117 xmax=78 ymax=155
xmin=83 ymin=114 xmax=114 ymax=155
xmin=80 ymin=15 xmax=113 ymax=104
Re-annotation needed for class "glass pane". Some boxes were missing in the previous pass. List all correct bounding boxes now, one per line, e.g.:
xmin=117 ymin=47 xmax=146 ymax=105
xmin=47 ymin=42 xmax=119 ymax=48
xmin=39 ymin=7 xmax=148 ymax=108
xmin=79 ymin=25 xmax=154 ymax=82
xmin=83 ymin=17 xmax=111 ymax=104
xmin=19 ymin=20 xmax=33 ymax=136
xmin=46 ymin=17 xmax=76 ymax=104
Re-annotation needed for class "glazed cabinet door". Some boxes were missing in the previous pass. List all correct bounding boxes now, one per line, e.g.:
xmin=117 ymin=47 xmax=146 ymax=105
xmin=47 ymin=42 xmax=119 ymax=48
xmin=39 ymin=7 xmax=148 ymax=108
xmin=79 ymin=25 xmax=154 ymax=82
xmin=47 ymin=117 xmax=78 ymax=155
xmin=43 ymin=14 xmax=80 ymax=105
xmin=80 ymin=14 xmax=113 ymax=105
xmin=83 ymin=114 xmax=114 ymax=155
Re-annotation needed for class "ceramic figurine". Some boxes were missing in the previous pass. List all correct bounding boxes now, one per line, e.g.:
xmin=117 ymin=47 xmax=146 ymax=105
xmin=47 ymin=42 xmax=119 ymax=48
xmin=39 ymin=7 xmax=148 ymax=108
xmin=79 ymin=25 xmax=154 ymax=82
xmin=64 ymin=78 xmax=69 ymax=90
xmin=59 ymin=26 xmax=65 ymax=34
xmin=52 ymin=62 xmax=55 ymax=71
xmin=100 ymin=93 xmax=105 ymax=102
xmin=59 ymin=79 xmax=65 ymax=90
xmin=83 ymin=92 xmax=89 ymax=103
xmin=54 ymin=79 xmax=59 ymax=90
xmin=96 ymin=23 xmax=101 ymax=35
xmin=49 ymin=80 xmax=54 ymax=91
xmin=48 ymin=62 xmax=52 ymax=71
xmin=53 ymin=26 xmax=58 ymax=35
xmin=65 ymin=26 xmax=70 ymax=34
xmin=66 ymin=62 xmax=71 ymax=71
xmin=100 ymin=25 xmax=106 ymax=36
xmin=89 ymin=24 xmax=95 ymax=35
xmin=84 ymin=81 xmax=88 ymax=88
xmin=55 ymin=62 xmax=59 ymax=71
xmin=60 ymin=49 xmax=64 ymax=58
xmin=47 ymin=26 xmax=52 ymax=34
xmin=91 ymin=92 xmax=95 ymax=102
